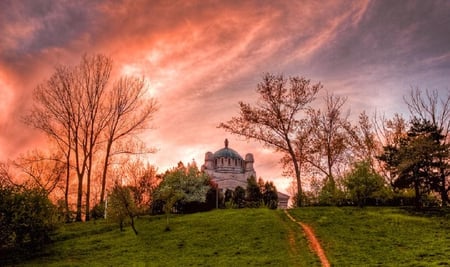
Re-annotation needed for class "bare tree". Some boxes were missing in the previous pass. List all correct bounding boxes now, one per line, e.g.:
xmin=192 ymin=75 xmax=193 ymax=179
xmin=347 ymin=111 xmax=379 ymax=166
xmin=26 ymin=54 xmax=158 ymax=221
xmin=99 ymin=77 xmax=158 ymax=205
xmin=13 ymin=150 xmax=65 ymax=196
xmin=0 ymin=162 xmax=15 ymax=187
xmin=26 ymin=64 xmax=77 ymax=221
xmin=373 ymin=113 xmax=408 ymax=185
xmin=219 ymin=73 xmax=321 ymax=206
xmin=306 ymin=93 xmax=351 ymax=185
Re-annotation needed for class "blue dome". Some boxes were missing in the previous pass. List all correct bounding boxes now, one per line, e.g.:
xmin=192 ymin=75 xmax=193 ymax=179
xmin=213 ymin=147 xmax=243 ymax=160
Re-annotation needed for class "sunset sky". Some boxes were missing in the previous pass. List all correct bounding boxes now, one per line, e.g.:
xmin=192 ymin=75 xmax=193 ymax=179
xmin=1 ymin=0 xmax=450 ymax=193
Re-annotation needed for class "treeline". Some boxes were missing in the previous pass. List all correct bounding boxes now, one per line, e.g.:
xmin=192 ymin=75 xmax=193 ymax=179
xmin=103 ymin=162 xmax=278 ymax=232
xmin=220 ymin=73 xmax=450 ymax=209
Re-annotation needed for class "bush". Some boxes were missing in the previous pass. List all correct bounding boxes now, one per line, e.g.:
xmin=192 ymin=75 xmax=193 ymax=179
xmin=106 ymin=184 xmax=138 ymax=235
xmin=91 ymin=202 xmax=105 ymax=220
xmin=0 ymin=186 xmax=56 ymax=251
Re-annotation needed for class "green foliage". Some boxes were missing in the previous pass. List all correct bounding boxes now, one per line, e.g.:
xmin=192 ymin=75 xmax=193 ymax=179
xmin=289 ymin=207 xmax=450 ymax=266
xmin=233 ymin=186 xmax=246 ymax=208
xmin=9 ymin=209 xmax=319 ymax=266
xmin=153 ymin=163 xmax=210 ymax=228
xmin=379 ymin=118 xmax=449 ymax=208
xmin=344 ymin=161 xmax=387 ymax=207
xmin=262 ymin=181 xmax=278 ymax=209
xmin=318 ymin=178 xmax=346 ymax=206
xmin=245 ymin=176 xmax=263 ymax=207
xmin=0 ymin=185 xmax=56 ymax=252
xmin=106 ymin=184 xmax=138 ymax=235
xmin=90 ymin=202 xmax=105 ymax=220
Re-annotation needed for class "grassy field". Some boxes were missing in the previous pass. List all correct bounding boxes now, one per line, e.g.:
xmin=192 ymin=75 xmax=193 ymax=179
xmin=3 ymin=207 xmax=449 ymax=266
xmin=289 ymin=207 xmax=450 ymax=266
xmin=4 ymin=209 xmax=318 ymax=266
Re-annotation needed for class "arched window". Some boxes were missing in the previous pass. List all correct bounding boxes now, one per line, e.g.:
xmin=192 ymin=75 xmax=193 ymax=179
xmin=228 ymin=158 xmax=231 ymax=165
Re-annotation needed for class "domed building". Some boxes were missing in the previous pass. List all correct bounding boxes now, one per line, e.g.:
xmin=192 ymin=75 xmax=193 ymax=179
xmin=202 ymin=139 xmax=256 ymax=190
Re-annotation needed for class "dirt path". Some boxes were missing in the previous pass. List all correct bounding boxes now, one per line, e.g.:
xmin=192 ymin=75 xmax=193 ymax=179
xmin=284 ymin=210 xmax=330 ymax=267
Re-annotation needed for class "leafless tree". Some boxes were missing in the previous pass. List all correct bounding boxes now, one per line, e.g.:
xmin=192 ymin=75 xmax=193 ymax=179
xmin=306 ymin=93 xmax=351 ymax=186
xmin=99 ymin=77 xmax=158 ymax=205
xmin=347 ymin=111 xmax=379 ymax=166
xmin=25 ymin=54 xmax=158 ymax=221
xmin=13 ymin=150 xmax=65 ymax=196
xmin=373 ymin=113 xmax=408 ymax=185
xmin=219 ymin=73 xmax=321 ymax=206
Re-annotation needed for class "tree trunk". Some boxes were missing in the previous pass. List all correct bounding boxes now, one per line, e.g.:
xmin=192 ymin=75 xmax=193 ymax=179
xmin=85 ymin=167 xmax=91 ymax=221
xmin=414 ymin=180 xmax=421 ymax=209
xmin=130 ymin=215 xmax=138 ymax=235
xmin=289 ymin=148 xmax=302 ymax=207
xmin=100 ymin=140 xmax=113 ymax=204
xmin=440 ymin=171 xmax=448 ymax=207
xmin=76 ymin=173 xmax=83 ymax=221
xmin=64 ymin=159 xmax=71 ymax=222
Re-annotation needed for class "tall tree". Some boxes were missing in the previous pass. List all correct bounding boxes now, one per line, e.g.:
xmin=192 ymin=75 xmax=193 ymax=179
xmin=219 ymin=73 xmax=321 ymax=206
xmin=373 ymin=113 xmax=408 ymax=186
xmin=26 ymin=54 xmax=158 ymax=221
xmin=307 ymin=93 xmax=351 ymax=186
xmin=25 ymin=65 xmax=77 ymax=221
xmin=379 ymin=118 xmax=448 ymax=208
xmin=404 ymin=88 xmax=450 ymax=205
xmin=99 ymin=77 xmax=158 ymax=205
xmin=347 ymin=111 xmax=378 ymax=166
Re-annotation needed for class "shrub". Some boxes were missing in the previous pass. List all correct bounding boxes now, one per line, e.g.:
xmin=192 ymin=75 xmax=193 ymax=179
xmin=91 ymin=202 xmax=105 ymax=220
xmin=0 ymin=186 xmax=56 ymax=251
xmin=106 ymin=184 xmax=138 ymax=235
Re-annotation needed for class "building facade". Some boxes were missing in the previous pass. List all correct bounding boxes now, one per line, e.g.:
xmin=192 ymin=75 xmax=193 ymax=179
xmin=202 ymin=139 xmax=256 ymax=190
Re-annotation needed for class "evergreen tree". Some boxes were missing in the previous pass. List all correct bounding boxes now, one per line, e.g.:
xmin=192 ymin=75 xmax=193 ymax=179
xmin=379 ymin=118 xmax=448 ymax=208
xmin=245 ymin=176 xmax=263 ymax=207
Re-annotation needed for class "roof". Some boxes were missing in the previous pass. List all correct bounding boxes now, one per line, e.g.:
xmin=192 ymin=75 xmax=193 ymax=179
xmin=213 ymin=147 xmax=243 ymax=160
xmin=213 ymin=139 xmax=244 ymax=160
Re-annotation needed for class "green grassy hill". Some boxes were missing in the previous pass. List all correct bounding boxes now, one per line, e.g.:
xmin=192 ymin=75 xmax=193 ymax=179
xmin=3 ymin=207 xmax=449 ymax=266
xmin=289 ymin=207 xmax=450 ymax=266
xmin=7 ymin=209 xmax=318 ymax=266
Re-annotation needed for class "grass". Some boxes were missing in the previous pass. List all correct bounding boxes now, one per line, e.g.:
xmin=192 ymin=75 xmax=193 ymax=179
xmin=4 ymin=209 xmax=319 ymax=266
xmin=288 ymin=207 xmax=450 ymax=266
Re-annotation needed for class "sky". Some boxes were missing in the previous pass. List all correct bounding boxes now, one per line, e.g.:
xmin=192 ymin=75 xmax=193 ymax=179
xmin=1 ymin=0 xmax=450 ymax=193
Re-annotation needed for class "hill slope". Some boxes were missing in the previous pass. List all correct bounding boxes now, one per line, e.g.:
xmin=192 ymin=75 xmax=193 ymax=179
xmin=8 ymin=209 xmax=319 ymax=266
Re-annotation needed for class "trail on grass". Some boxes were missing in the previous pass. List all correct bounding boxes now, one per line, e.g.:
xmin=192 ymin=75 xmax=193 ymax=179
xmin=284 ymin=210 xmax=330 ymax=267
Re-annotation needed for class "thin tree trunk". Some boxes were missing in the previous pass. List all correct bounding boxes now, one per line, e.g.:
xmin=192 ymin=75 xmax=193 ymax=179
xmin=76 ymin=173 xmax=83 ymax=221
xmin=100 ymin=140 xmax=113 ymax=204
xmin=64 ymin=156 xmax=71 ymax=222
xmin=130 ymin=215 xmax=138 ymax=235
xmin=287 ymin=139 xmax=302 ymax=207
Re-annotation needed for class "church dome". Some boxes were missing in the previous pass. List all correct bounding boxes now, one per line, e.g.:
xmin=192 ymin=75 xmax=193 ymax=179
xmin=213 ymin=147 xmax=243 ymax=160
xmin=213 ymin=139 xmax=243 ymax=160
